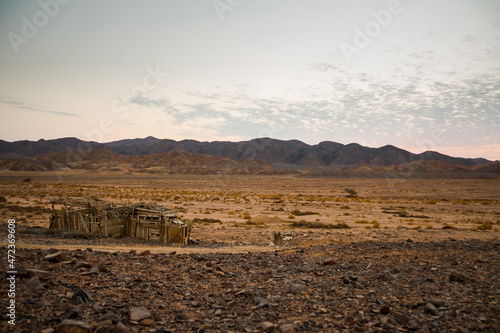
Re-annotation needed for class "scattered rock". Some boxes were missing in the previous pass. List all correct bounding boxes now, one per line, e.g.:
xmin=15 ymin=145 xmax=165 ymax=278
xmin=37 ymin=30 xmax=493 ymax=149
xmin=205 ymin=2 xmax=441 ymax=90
xmin=140 ymin=318 xmax=155 ymax=326
xmin=101 ymin=312 xmax=121 ymax=324
xmin=45 ymin=251 xmax=69 ymax=263
xmin=449 ymin=271 xmax=468 ymax=283
xmin=55 ymin=319 xmax=90 ymax=333
xmin=254 ymin=297 xmax=270 ymax=308
xmin=92 ymin=320 xmax=114 ymax=333
xmin=26 ymin=275 xmax=44 ymax=293
xmin=423 ymin=302 xmax=441 ymax=316
xmin=289 ymin=283 xmax=308 ymax=294
xmin=129 ymin=307 xmax=151 ymax=321
xmin=261 ymin=321 xmax=275 ymax=332
xmin=380 ymin=305 xmax=391 ymax=315
xmin=27 ymin=268 xmax=52 ymax=279
xmin=322 ymin=258 xmax=336 ymax=266
xmin=279 ymin=323 xmax=297 ymax=332
xmin=115 ymin=322 xmax=130 ymax=333
xmin=72 ymin=288 xmax=92 ymax=303
xmin=73 ymin=262 xmax=92 ymax=270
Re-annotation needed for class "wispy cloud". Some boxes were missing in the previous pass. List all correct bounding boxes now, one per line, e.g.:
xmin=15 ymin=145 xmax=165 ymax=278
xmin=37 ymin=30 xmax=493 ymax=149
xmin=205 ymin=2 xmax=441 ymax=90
xmin=0 ymin=96 xmax=78 ymax=118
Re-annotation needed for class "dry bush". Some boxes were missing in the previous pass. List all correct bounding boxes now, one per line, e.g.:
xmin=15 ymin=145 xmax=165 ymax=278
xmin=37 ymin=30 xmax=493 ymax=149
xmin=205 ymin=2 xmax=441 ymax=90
xmin=291 ymin=220 xmax=349 ymax=229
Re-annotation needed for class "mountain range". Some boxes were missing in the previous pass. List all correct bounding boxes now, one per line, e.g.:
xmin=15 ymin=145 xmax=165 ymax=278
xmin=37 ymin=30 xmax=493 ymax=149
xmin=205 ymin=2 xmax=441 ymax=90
xmin=0 ymin=137 xmax=498 ymax=178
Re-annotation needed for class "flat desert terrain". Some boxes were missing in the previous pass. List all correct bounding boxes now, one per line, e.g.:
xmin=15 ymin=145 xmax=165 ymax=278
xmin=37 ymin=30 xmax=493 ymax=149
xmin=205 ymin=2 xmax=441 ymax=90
xmin=0 ymin=172 xmax=499 ymax=332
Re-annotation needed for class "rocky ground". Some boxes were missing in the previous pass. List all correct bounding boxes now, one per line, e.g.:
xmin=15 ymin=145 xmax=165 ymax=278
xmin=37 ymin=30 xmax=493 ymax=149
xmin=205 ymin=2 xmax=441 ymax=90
xmin=1 ymin=238 xmax=499 ymax=333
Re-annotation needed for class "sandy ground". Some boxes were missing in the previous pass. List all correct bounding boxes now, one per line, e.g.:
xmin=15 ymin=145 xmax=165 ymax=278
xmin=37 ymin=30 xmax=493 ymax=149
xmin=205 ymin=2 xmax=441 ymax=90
xmin=0 ymin=172 xmax=498 ymax=249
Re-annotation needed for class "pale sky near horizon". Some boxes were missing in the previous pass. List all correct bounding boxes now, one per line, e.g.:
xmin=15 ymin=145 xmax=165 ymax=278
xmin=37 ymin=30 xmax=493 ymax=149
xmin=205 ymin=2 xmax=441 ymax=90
xmin=0 ymin=0 xmax=499 ymax=160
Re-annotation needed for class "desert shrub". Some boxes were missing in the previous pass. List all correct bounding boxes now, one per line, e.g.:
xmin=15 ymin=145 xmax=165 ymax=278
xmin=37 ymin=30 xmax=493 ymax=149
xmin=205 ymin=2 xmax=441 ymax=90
xmin=332 ymin=222 xmax=350 ymax=229
xmin=442 ymin=225 xmax=456 ymax=230
xmin=288 ymin=215 xmax=295 ymax=219
xmin=290 ymin=209 xmax=319 ymax=216
xmin=23 ymin=177 xmax=32 ymax=183
xmin=425 ymin=225 xmax=433 ymax=230
xmin=291 ymin=220 xmax=349 ymax=229
xmin=0 ymin=196 xmax=7 ymax=202
xmin=245 ymin=220 xmax=266 ymax=226
xmin=355 ymin=220 xmax=369 ymax=224
xmin=192 ymin=218 xmax=221 ymax=223
xmin=372 ymin=221 xmax=380 ymax=228
xmin=477 ymin=223 xmax=493 ymax=230
xmin=344 ymin=188 xmax=358 ymax=198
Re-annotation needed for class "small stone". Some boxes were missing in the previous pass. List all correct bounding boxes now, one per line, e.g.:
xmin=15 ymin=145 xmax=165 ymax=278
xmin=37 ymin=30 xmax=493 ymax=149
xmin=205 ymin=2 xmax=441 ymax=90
xmin=27 ymin=268 xmax=52 ymax=280
xmin=41 ymin=328 xmax=55 ymax=333
xmin=26 ymin=275 xmax=44 ymax=293
xmin=394 ymin=313 xmax=409 ymax=325
xmin=449 ymin=271 xmax=468 ymax=283
xmin=139 ymin=250 xmax=151 ymax=255
xmin=322 ymin=258 xmax=336 ymax=266
xmin=65 ymin=309 xmax=79 ymax=319
xmin=175 ymin=314 xmax=187 ymax=322
xmin=254 ymin=297 xmax=269 ymax=308
xmin=140 ymin=318 xmax=155 ymax=326
xmin=190 ymin=301 xmax=201 ymax=308
xmin=92 ymin=304 xmax=103 ymax=313
xmin=101 ymin=312 xmax=121 ymax=324
xmin=423 ymin=302 xmax=441 ymax=316
xmin=261 ymin=321 xmax=275 ymax=332
xmin=129 ymin=307 xmax=151 ymax=321
xmin=74 ymin=262 xmax=92 ymax=270
xmin=279 ymin=323 xmax=297 ymax=332
xmin=80 ymin=266 xmax=99 ymax=275
xmin=55 ymin=319 xmax=90 ymax=333
xmin=289 ymin=283 xmax=308 ymax=294
xmin=115 ymin=322 xmax=131 ymax=333
xmin=427 ymin=299 xmax=445 ymax=308
xmin=197 ymin=324 xmax=211 ymax=332
xmin=72 ymin=288 xmax=92 ymax=303
xmin=92 ymin=320 xmax=114 ymax=333
xmin=45 ymin=251 xmax=68 ymax=263
xmin=342 ymin=277 xmax=351 ymax=285
xmin=380 ymin=306 xmax=391 ymax=315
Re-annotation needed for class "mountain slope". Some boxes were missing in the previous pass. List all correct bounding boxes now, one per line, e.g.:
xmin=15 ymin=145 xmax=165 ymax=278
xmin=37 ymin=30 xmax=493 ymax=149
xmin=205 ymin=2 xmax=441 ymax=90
xmin=0 ymin=137 xmax=495 ymax=175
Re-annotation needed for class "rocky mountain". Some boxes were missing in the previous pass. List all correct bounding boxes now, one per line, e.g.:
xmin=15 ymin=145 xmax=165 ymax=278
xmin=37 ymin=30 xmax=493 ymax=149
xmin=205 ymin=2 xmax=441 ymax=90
xmin=0 ymin=137 xmax=497 ymax=177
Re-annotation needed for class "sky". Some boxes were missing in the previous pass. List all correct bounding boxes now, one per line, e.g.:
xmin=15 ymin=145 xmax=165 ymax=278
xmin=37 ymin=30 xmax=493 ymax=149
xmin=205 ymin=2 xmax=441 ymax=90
xmin=0 ymin=0 xmax=499 ymax=160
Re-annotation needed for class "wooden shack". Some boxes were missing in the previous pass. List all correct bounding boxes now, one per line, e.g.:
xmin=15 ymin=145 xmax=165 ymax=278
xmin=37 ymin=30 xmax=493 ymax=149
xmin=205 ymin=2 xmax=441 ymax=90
xmin=50 ymin=197 xmax=191 ymax=244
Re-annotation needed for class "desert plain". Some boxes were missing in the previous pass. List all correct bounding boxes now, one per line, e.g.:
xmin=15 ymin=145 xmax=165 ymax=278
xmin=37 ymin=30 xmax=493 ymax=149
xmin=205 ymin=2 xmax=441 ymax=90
xmin=0 ymin=171 xmax=499 ymax=332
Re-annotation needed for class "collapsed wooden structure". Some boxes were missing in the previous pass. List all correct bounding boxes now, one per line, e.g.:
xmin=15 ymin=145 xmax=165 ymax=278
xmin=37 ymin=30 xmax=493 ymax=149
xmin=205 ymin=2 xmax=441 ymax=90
xmin=49 ymin=197 xmax=191 ymax=244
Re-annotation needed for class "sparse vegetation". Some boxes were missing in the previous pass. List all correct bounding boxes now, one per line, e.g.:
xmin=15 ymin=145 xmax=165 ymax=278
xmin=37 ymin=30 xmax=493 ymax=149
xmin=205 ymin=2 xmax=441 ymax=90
xmin=344 ymin=188 xmax=358 ymax=198
xmin=192 ymin=218 xmax=222 ymax=223
xmin=291 ymin=220 xmax=350 ymax=229
xmin=290 ymin=209 xmax=319 ymax=216
xmin=477 ymin=223 xmax=493 ymax=231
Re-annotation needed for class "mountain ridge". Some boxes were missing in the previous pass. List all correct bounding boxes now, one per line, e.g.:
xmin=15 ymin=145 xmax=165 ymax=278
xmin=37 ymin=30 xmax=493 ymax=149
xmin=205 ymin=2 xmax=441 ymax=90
xmin=0 ymin=137 xmax=498 ymax=178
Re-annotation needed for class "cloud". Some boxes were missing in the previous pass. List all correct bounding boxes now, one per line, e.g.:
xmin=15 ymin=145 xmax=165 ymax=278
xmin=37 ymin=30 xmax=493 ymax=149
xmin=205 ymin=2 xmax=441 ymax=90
xmin=0 ymin=96 xmax=79 ymax=118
